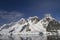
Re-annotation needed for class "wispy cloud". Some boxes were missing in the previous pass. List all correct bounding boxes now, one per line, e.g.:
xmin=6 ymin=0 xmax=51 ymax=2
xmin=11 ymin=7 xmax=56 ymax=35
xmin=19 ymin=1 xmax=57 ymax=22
xmin=0 ymin=10 xmax=24 ymax=22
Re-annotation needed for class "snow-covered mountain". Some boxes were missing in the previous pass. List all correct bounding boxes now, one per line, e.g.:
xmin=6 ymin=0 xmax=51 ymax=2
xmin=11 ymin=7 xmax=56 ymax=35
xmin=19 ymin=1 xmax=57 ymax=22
xmin=0 ymin=14 xmax=60 ymax=40
xmin=0 ymin=14 xmax=60 ymax=35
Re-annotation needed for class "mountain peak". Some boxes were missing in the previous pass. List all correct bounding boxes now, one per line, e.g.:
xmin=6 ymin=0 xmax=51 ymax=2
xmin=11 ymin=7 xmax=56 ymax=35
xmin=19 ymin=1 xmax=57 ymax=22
xmin=27 ymin=16 xmax=38 ymax=21
xmin=18 ymin=18 xmax=27 ymax=25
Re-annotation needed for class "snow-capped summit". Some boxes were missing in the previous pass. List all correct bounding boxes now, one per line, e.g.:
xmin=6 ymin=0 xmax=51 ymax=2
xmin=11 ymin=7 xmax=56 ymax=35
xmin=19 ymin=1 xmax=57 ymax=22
xmin=27 ymin=16 xmax=39 ymax=24
xmin=45 ymin=14 xmax=52 ymax=18
xmin=40 ymin=14 xmax=56 ymax=28
xmin=27 ymin=16 xmax=38 ymax=21
xmin=17 ymin=18 xmax=27 ymax=25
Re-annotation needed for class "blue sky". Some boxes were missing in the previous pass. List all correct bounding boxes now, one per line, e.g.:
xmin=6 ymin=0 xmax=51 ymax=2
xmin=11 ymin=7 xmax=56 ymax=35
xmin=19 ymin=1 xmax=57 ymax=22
xmin=0 ymin=0 xmax=60 ymax=26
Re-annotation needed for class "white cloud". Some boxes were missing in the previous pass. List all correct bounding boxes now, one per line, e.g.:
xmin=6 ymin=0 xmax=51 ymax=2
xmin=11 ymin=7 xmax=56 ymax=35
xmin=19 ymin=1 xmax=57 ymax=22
xmin=0 ymin=11 xmax=24 ymax=22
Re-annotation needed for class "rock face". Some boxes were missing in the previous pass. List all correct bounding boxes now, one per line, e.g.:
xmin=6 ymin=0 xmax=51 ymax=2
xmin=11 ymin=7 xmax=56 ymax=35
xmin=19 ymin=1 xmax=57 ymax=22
xmin=0 ymin=14 xmax=60 ymax=40
xmin=46 ymin=20 xmax=60 ymax=32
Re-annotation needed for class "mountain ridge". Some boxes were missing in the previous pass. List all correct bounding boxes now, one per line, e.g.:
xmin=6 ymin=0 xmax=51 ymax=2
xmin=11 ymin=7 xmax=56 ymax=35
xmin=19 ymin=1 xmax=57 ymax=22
xmin=0 ymin=14 xmax=60 ymax=35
